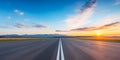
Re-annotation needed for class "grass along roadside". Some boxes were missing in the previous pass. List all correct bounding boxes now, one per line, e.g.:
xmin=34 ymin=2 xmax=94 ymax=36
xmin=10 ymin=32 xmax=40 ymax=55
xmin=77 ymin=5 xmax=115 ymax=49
xmin=0 ymin=38 xmax=57 ymax=42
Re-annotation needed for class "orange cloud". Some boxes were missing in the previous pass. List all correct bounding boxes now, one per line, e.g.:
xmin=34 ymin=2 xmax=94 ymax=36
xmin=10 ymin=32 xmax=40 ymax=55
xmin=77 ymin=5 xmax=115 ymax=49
xmin=71 ymin=22 xmax=120 ymax=31
xmin=65 ymin=22 xmax=120 ymax=36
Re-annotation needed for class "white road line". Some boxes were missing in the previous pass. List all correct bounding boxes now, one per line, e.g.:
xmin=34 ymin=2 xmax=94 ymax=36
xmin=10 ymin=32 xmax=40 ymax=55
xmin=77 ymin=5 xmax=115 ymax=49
xmin=60 ymin=38 xmax=65 ymax=60
xmin=56 ymin=38 xmax=65 ymax=60
xmin=56 ymin=39 xmax=61 ymax=60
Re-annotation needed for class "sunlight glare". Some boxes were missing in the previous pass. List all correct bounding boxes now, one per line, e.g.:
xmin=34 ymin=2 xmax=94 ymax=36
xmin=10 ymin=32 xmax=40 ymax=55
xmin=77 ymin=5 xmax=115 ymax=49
xmin=97 ymin=32 xmax=102 ymax=36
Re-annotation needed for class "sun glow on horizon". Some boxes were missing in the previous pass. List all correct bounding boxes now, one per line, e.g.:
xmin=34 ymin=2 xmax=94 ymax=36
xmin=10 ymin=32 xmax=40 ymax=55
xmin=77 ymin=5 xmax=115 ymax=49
xmin=97 ymin=32 xmax=102 ymax=36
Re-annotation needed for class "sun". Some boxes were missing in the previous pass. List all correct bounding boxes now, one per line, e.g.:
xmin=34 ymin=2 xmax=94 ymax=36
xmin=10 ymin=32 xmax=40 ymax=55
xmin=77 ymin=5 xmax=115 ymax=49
xmin=97 ymin=32 xmax=102 ymax=36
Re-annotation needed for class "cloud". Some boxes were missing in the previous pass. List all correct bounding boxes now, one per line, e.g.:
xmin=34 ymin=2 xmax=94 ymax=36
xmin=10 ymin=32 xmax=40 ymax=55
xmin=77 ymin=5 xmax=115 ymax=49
xmin=19 ymin=12 xmax=24 ymax=16
xmin=71 ymin=27 xmax=95 ymax=31
xmin=80 ymin=0 xmax=96 ymax=12
xmin=7 ymin=16 xmax=11 ymax=19
xmin=101 ymin=22 xmax=119 ymax=27
xmin=14 ymin=9 xmax=24 ymax=16
xmin=94 ymin=14 xmax=120 ymax=27
xmin=115 ymin=0 xmax=120 ymax=5
xmin=33 ymin=24 xmax=47 ymax=28
xmin=24 ymin=18 xmax=30 ymax=21
xmin=15 ymin=23 xmax=28 ymax=28
xmin=14 ymin=9 xmax=19 ymax=13
xmin=55 ymin=30 xmax=68 ymax=32
xmin=65 ymin=0 xmax=96 ymax=29
xmin=71 ymin=22 xmax=120 ymax=31
xmin=14 ymin=23 xmax=47 ymax=28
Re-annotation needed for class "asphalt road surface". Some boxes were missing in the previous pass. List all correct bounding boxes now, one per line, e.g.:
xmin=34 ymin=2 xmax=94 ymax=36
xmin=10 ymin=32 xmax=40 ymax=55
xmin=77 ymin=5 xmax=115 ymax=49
xmin=0 ymin=39 xmax=58 ymax=60
xmin=62 ymin=38 xmax=120 ymax=60
xmin=0 ymin=38 xmax=120 ymax=60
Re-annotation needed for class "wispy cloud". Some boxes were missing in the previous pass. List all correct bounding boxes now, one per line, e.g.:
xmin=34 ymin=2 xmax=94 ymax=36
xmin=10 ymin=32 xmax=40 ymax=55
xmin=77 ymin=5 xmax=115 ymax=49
xmin=14 ymin=9 xmax=24 ymax=16
xmin=93 ymin=14 xmax=120 ymax=27
xmin=15 ymin=23 xmax=28 ymax=28
xmin=71 ymin=22 xmax=120 ymax=31
xmin=65 ymin=0 xmax=96 ymax=29
xmin=19 ymin=12 xmax=24 ymax=16
xmin=56 ymin=13 xmax=120 ymax=33
xmin=114 ymin=0 xmax=120 ymax=5
xmin=14 ymin=9 xmax=19 ymax=13
xmin=24 ymin=18 xmax=30 ymax=21
xmin=55 ymin=30 xmax=68 ymax=32
xmin=33 ymin=24 xmax=47 ymax=28
xmin=7 ymin=16 xmax=11 ymax=19
xmin=14 ymin=23 xmax=47 ymax=28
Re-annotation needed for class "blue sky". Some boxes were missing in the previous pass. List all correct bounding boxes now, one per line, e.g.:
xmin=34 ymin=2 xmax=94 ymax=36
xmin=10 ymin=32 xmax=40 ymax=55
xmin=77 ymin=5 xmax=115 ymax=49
xmin=0 ymin=0 xmax=120 ymax=35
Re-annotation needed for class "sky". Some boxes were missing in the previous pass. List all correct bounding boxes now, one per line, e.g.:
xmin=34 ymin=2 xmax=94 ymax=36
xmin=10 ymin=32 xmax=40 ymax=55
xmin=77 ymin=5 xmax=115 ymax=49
xmin=0 ymin=0 xmax=120 ymax=36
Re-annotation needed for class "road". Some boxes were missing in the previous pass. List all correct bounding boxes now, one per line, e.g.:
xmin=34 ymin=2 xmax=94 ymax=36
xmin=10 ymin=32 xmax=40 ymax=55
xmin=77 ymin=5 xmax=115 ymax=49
xmin=62 ymin=38 xmax=120 ymax=60
xmin=0 ymin=39 xmax=58 ymax=60
xmin=0 ymin=38 xmax=120 ymax=60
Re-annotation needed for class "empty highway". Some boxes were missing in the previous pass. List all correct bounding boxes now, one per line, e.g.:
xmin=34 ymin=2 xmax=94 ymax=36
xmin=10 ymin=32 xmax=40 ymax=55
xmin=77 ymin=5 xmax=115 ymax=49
xmin=0 ymin=38 xmax=120 ymax=60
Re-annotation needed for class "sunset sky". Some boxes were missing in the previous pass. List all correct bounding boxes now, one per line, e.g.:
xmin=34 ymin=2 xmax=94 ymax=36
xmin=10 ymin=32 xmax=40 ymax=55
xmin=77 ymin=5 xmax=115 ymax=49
xmin=0 ymin=0 xmax=120 ymax=36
